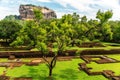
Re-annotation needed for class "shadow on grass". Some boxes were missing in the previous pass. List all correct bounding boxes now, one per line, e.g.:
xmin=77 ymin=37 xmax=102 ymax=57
xmin=20 ymin=67 xmax=56 ymax=80
xmin=59 ymin=68 xmax=79 ymax=80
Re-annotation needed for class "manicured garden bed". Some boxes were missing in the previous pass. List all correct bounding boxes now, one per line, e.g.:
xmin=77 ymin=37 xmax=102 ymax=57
xmin=79 ymin=54 xmax=120 ymax=80
xmin=107 ymin=54 xmax=120 ymax=61
xmin=0 ymin=59 xmax=107 ymax=80
xmin=87 ymin=62 xmax=120 ymax=76
xmin=1 ymin=46 xmax=120 ymax=80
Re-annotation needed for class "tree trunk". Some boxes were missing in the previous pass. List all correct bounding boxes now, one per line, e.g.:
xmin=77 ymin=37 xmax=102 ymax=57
xmin=49 ymin=67 xmax=52 ymax=77
xmin=71 ymin=41 xmax=75 ymax=47
xmin=48 ymin=55 xmax=57 ymax=77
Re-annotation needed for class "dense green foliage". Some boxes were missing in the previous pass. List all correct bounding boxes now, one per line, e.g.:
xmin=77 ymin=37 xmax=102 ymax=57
xmin=0 ymin=10 xmax=118 ymax=47
xmin=0 ymin=20 xmax=22 ymax=43
xmin=4 ymin=15 xmax=20 ymax=21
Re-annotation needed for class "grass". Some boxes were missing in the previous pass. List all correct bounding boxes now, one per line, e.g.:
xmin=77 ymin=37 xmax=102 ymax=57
xmin=0 ymin=67 xmax=6 ymax=74
xmin=102 ymin=42 xmax=120 ymax=47
xmin=106 ymin=54 xmax=120 ymax=61
xmin=0 ymin=58 xmax=8 ymax=62
xmin=86 ymin=54 xmax=120 ymax=76
xmin=21 ymin=58 xmax=31 ymax=62
xmin=87 ymin=62 xmax=120 ymax=76
xmin=66 ymin=46 xmax=120 ymax=51
xmin=91 ymin=58 xmax=101 ymax=60
xmin=0 ymin=59 xmax=107 ymax=80
xmin=0 ymin=58 xmax=31 ymax=62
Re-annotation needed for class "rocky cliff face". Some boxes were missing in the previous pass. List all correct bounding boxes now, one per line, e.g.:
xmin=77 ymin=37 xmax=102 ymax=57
xmin=19 ymin=4 xmax=57 ymax=20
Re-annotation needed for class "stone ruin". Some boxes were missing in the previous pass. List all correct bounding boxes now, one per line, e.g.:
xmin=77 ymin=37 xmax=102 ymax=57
xmin=19 ymin=4 xmax=57 ymax=20
xmin=79 ymin=55 xmax=120 ymax=80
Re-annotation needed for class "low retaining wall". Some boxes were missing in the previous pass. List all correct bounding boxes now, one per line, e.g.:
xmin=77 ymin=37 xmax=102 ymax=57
xmin=80 ymin=49 xmax=120 ymax=55
xmin=78 ymin=42 xmax=104 ymax=47
xmin=0 ymin=50 xmax=77 ymax=58
xmin=0 ymin=51 xmax=54 ymax=58
xmin=1 ymin=49 xmax=120 ymax=58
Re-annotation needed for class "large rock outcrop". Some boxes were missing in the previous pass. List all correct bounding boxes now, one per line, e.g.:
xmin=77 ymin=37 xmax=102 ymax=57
xmin=19 ymin=4 xmax=57 ymax=20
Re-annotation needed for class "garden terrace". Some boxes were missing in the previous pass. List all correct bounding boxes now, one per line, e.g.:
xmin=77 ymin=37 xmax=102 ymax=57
xmin=79 ymin=54 xmax=120 ymax=80
xmin=80 ymin=55 xmax=119 ymax=64
xmin=0 ymin=50 xmax=77 ymax=58
xmin=0 ymin=58 xmax=107 ymax=80
xmin=1 ymin=47 xmax=120 ymax=58
xmin=80 ymin=49 xmax=120 ymax=55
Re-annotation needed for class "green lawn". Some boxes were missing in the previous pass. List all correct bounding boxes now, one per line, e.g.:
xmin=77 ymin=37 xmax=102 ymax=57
xmin=91 ymin=58 xmax=101 ymax=60
xmin=66 ymin=46 xmax=120 ymax=51
xmin=87 ymin=54 xmax=120 ymax=76
xmin=0 ymin=58 xmax=31 ymax=62
xmin=0 ymin=58 xmax=8 ymax=62
xmin=107 ymin=54 xmax=120 ymax=61
xmin=0 ymin=59 xmax=107 ymax=80
xmin=102 ymin=42 xmax=120 ymax=47
xmin=87 ymin=62 xmax=120 ymax=76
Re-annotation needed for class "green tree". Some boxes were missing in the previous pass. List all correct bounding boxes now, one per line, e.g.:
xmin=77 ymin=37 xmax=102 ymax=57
xmin=96 ymin=10 xmax=113 ymax=41
xmin=11 ymin=8 xmax=44 ymax=47
xmin=86 ymin=19 xmax=99 ymax=41
xmin=4 ymin=15 xmax=20 ymax=21
xmin=29 ymin=9 xmax=59 ymax=77
xmin=60 ymin=13 xmax=83 ymax=46
xmin=109 ymin=21 xmax=120 ymax=42
xmin=0 ymin=20 xmax=21 ymax=43
xmin=10 ymin=20 xmax=39 ymax=48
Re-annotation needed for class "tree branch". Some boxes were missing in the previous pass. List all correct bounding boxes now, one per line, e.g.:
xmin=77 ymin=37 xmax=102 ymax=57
xmin=42 ymin=56 xmax=50 ymax=66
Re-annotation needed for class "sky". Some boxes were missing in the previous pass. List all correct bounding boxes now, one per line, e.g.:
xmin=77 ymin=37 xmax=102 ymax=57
xmin=0 ymin=0 xmax=120 ymax=20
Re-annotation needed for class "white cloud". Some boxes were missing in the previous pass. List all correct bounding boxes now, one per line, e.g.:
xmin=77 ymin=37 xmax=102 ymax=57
xmin=0 ymin=0 xmax=120 ymax=20
xmin=55 ymin=0 xmax=120 ymax=20
xmin=0 ymin=6 xmax=19 ymax=19
xmin=37 ymin=0 xmax=52 ymax=2
xmin=56 ymin=12 xmax=67 ymax=18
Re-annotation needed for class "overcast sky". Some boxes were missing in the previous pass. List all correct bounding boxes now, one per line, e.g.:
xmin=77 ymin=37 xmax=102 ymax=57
xmin=0 ymin=0 xmax=120 ymax=20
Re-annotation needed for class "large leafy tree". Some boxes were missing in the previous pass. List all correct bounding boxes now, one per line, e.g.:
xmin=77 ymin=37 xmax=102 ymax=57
xmin=36 ymin=18 xmax=71 ymax=77
xmin=96 ymin=10 xmax=113 ymax=41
